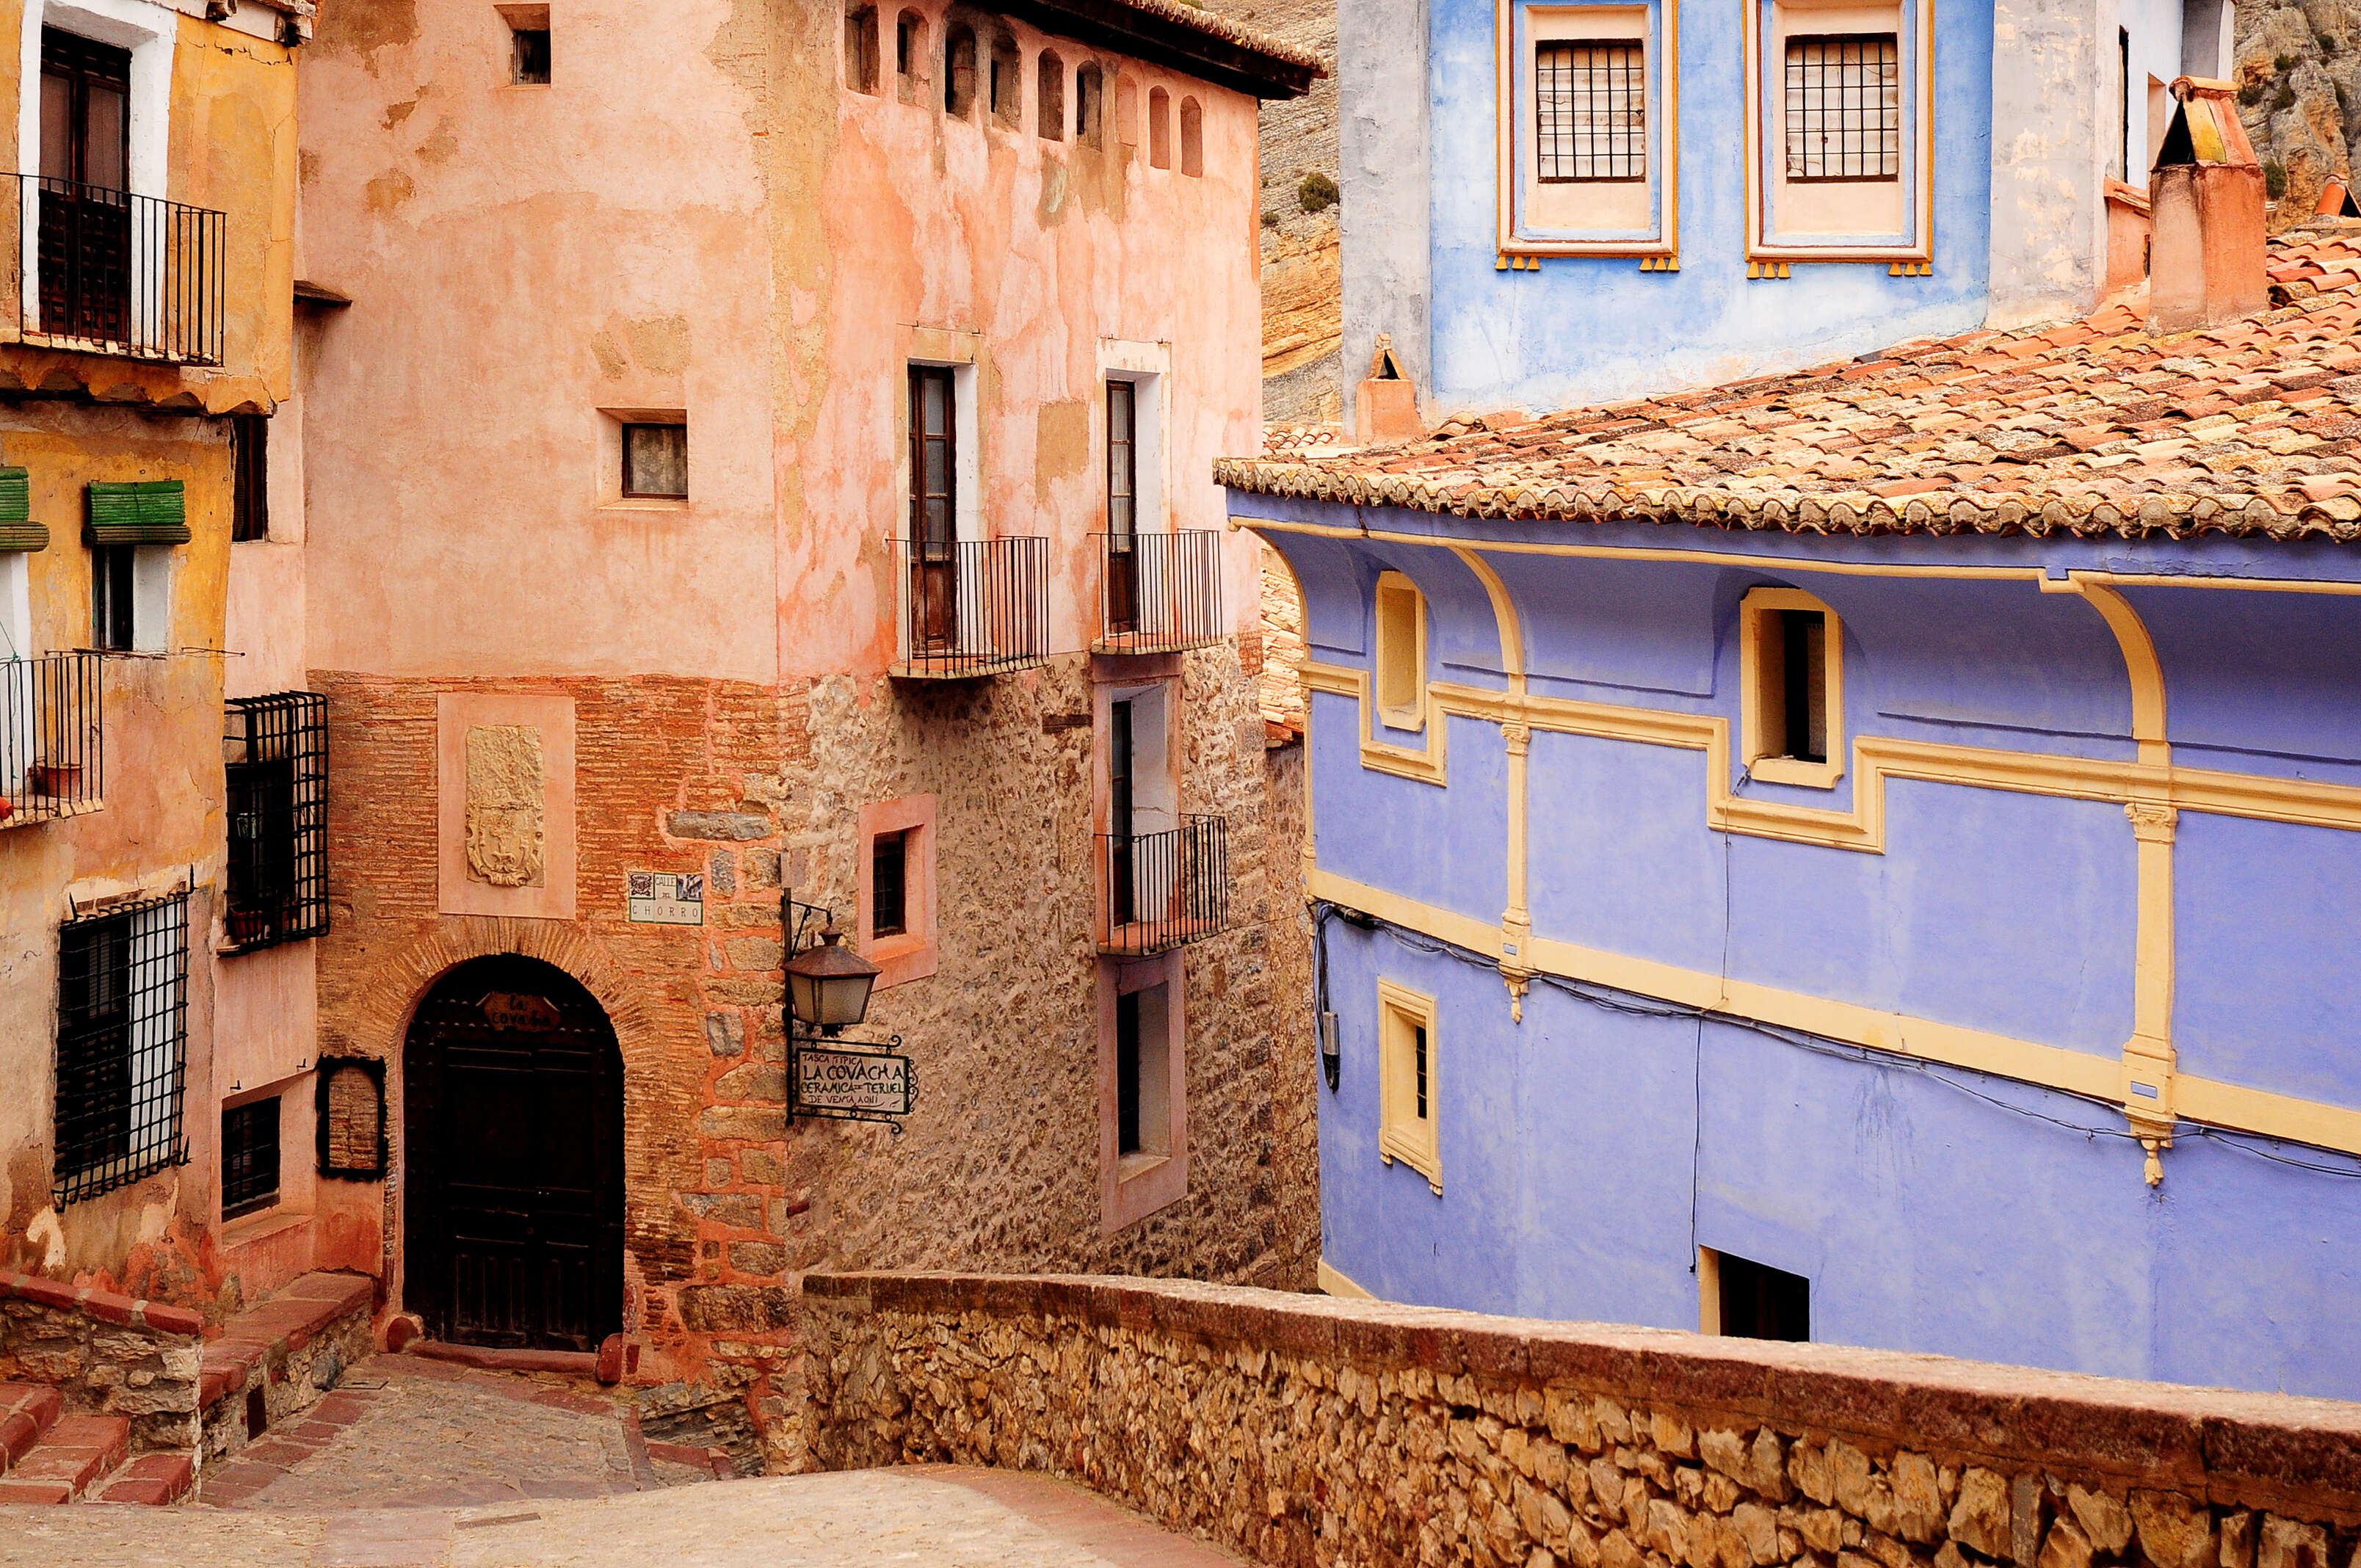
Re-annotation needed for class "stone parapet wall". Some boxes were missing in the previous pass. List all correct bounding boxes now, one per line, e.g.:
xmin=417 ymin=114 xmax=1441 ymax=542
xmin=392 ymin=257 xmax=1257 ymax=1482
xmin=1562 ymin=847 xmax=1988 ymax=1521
xmin=0 ymin=1269 xmax=206 ymax=1451
xmin=801 ymin=1273 xmax=2361 ymax=1568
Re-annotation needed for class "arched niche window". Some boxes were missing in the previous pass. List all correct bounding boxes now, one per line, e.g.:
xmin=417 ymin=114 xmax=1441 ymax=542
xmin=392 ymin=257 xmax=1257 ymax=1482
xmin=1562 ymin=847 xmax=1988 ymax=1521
xmin=988 ymin=30 xmax=1020 ymax=127
xmin=895 ymin=9 xmax=926 ymax=101
xmin=1114 ymin=74 xmax=1139 ymax=152
xmin=844 ymin=4 xmax=880 ymax=93
xmin=1147 ymin=84 xmax=1171 ymax=169
xmin=1076 ymin=62 xmax=1105 ymax=145
xmin=1178 ymin=94 xmax=1202 ymax=175
xmin=1037 ymin=48 xmax=1065 ymax=139
xmin=944 ymin=24 xmax=977 ymax=117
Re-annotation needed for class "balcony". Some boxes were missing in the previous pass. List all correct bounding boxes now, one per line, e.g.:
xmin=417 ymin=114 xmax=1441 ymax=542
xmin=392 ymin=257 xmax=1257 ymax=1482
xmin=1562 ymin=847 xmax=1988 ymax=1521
xmin=888 ymin=534 xmax=1051 ymax=678
xmin=6 ymin=174 xmax=226 ymax=366
xmin=1094 ymin=816 xmax=1230 ymax=955
xmin=1 ymin=653 xmax=104 ymax=827
xmin=1095 ymin=529 xmax=1225 ymax=656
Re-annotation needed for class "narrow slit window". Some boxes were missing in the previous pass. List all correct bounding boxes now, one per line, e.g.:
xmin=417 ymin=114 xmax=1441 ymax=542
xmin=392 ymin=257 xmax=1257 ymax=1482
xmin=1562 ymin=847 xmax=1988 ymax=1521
xmin=871 ymin=828 xmax=909 ymax=937
xmin=1536 ymin=40 xmax=1645 ymax=182
xmin=1412 ymin=1023 xmax=1428 ymax=1119
xmin=622 ymin=421 xmax=687 ymax=499
xmin=988 ymin=32 xmax=1020 ymax=127
xmin=231 ymin=413 xmax=268 ymax=542
xmin=1178 ymin=95 xmax=1202 ymax=176
xmin=1782 ymin=34 xmax=1900 ymax=181
xmin=896 ymin=10 xmax=924 ymax=94
xmin=1111 ymin=978 xmax=1169 ymax=1164
xmin=945 ymin=26 xmax=977 ymax=117
xmin=1117 ymin=988 xmax=1142 ymax=1155
xmin=1076 ymin=63 xmax=1104 ymax=145
xmin=1148 ymin=86 xmax=1171 ymax=168
xmin=1779 ymin=608 xmax=1827 ymax=764
xmin=222 ymin=1096 xmax=280 ymax=1220
xmin=845 ymin=5 xmax=880 ymax=92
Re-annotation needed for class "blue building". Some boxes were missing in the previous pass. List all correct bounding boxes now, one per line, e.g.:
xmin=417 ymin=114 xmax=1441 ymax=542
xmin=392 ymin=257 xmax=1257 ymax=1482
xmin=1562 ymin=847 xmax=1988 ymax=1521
xmin=1228 ymin=4 xmax=2361 ymax=1397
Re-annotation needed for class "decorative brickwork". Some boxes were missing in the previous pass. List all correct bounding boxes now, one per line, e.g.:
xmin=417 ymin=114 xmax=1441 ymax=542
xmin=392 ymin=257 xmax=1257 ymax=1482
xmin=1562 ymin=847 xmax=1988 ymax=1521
xmin=805 ymin=1273 xmax=2361 ymax=1568
xmin=313 ymin=647 xmax=1316 ymax=1471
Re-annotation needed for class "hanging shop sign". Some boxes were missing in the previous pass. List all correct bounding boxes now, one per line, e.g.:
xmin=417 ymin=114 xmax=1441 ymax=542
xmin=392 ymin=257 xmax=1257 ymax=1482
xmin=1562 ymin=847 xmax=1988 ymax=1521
xmin=789 ymin=1038 xmax=915 ymax=1131
xmin=627 ymin=870 xmax=704 ymax=925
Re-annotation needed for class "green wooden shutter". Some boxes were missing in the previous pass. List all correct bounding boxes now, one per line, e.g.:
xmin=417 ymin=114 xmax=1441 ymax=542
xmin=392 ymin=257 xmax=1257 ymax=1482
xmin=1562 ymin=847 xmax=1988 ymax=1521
xmin=0 ymin=468 xmax=42 ymax=553
xmin=84 ymin=479 xmax=191 ymax=546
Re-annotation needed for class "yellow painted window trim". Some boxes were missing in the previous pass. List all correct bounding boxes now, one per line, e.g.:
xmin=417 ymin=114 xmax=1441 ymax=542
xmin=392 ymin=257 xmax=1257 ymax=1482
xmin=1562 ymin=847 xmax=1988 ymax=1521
xmin=1491 ymin=0 xmax=1682 ymax=260
xmin=1377 ymin=978 xmax=1443 ymax=1192
xmin=1739 ymin=585 xmax=1846 ymax=791
xmin=1374 ymin=570 xmax=1429 ymax=736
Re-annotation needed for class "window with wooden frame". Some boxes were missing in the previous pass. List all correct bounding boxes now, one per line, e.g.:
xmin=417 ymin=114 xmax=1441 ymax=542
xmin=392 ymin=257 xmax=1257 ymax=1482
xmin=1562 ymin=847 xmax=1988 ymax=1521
xmin=1373 ymin=570 xmax=1427 ymax=733
xmin=1745 ymin=0 xmax=1928 ymax=264
xmin=1377 ymin=979 xmax=1440 ymax=1191
xmin=231 ymin=414 xmax=268 ymax=542
xmin=498 ymin=4 xmax=551 ymax=83
xmin=222 ymin=1095 xmax=280 ymax=1220
xmin=845 ymin=4 xmax=881 ymax=92
xmin=1739 ymin=585 xmax=1844 ymax=788
xmin=622 ymin=421 xmax=687 ymax=499
xmin=1498 ymin=2 xmax=1672 ymax=258
xmin=1147 ymin=86 xmax=1171 ymax=168
xmin=1098 ymin=948 xmax=1186 ymax=1233
xmin=86 ymin=480 xmax=184 ymax=654
xmin=1037 ymin=49 xmax=1065 ymax=139
xmin=871 ymin=828 xmax=909 ymax=937
xmin=54 ymin=892 xmax=188 ymax=1205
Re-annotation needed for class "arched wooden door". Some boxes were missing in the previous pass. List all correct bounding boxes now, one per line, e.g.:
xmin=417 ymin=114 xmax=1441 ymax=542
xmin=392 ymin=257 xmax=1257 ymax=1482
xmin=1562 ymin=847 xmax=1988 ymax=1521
xmin=402 ymin=955 xmax=623 ymax=1352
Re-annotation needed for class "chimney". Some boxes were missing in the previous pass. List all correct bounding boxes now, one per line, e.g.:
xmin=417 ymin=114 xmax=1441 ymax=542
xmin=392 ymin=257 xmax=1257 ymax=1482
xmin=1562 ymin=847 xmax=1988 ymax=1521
xmin=1355 ymin=334 xmax=1424 ymax=445
xmin=2147 ymin=76 xmax=2266 ymax=334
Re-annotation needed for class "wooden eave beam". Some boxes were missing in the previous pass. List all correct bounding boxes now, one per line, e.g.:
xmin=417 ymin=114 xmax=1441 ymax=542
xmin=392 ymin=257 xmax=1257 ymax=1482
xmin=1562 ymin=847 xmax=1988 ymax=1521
xmin=991 ymin=0 xmax=1321 ymax=99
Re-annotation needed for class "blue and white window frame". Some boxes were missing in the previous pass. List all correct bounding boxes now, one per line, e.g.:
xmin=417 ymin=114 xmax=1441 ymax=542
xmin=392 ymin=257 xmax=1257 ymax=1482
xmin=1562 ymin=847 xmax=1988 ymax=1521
xmin=1741 ymin=0 xmax=1933 ymax=267
xmin=1493 ymin=0 xmax=1677 ymax=261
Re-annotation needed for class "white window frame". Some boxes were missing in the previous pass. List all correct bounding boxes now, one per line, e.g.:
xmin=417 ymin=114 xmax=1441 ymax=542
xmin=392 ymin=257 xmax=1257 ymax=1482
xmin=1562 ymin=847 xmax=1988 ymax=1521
xmin=1743 ymin=0 xmax=1932 ymax=265
xmin=1495 ymin=0 xmax=1676 ymax=260
xmin=1100 ymin=339 xmax=1167 ymax=536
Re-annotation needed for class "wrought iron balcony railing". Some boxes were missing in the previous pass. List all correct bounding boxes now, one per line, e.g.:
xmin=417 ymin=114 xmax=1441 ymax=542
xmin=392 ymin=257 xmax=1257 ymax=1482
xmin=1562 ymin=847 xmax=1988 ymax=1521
xmin=888 ymin=534 xmax=1051 ymax=678
xmin=1 ymin=652 xmax=104 ymax=827
xmin=1095 ymin=815 xmax=1230 ymax=955
xmin=8 ymin=174 xmax=226 ymax=366
xmin=1095 ymin=529 xmax=1225 ymax=655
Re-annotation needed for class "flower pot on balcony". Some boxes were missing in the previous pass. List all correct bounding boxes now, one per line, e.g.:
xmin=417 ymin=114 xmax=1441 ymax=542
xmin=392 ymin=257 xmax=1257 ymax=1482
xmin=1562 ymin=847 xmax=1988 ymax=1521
xmin=225 ymin=908 xmax=272 ymax=945
xmin=29 ymin=761 xmax=81 ymax=796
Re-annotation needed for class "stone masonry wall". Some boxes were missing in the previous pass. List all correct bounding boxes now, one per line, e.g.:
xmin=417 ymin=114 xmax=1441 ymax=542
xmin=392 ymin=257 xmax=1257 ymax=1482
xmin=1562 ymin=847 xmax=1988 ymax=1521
xmin=802 ymin=1273 xmax=2361 ymax=1568
xmin=0 ymin=1268 xmax=205 ymax=1452
xmin=316 ymin=645 xmax=1319 ymax=1473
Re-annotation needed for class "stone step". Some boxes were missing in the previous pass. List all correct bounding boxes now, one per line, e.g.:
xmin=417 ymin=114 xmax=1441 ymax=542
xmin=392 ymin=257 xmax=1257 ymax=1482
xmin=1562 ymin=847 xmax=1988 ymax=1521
xmin=7 ymin=1413 xmax=131 ymax=1499
xmin=0 ymin=1381 xmax=65 ymax=1473
xmin=87 ymin=1451 xmax=196 ymax=1506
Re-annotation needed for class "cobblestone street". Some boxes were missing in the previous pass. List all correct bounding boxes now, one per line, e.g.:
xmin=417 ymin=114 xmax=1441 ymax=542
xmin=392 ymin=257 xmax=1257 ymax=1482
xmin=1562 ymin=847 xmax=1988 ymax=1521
xmin=0 ymin=1357 xmax=1242 ymax=1567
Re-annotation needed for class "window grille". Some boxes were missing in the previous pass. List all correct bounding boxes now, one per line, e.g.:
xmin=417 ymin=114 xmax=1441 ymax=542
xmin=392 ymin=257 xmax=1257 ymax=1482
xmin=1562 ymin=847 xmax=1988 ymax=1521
xmin=223 ymin=691 xmax=329 ymax=952
xmin=1783 ymin=33 xmax=1901 ymax=181
xmin=1536 ymin=41 xmax=1646 ymax=183
xmin=221 ymin=1096 xmax=280 ymax=1219
xmin=55 ymin=891 xmax=188 ymax=1205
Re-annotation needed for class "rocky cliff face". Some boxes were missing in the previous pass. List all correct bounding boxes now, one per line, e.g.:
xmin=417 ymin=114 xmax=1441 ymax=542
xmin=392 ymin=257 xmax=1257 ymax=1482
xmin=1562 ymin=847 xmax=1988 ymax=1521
xmin=2235 ymin=0 xmax=2361 ymax=226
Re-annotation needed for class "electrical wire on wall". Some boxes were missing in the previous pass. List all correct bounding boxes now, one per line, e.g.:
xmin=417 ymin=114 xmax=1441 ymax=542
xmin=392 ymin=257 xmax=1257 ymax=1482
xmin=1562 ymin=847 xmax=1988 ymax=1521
xmin=1315 ymin=897 xmax=2361 ymax=1183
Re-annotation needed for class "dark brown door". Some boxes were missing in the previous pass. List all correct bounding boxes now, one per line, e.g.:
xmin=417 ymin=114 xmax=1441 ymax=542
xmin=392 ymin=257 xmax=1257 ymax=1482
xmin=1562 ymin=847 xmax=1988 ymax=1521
xmin=1105 ymin=380 xmax=1138 ymax=636
xmin=403 ymin=956 xmax=623 ymax=1353
xmin=909 ymin=366 xmax=958 ymax=653
xmin=37 ymin=29 xmax=131 ymax=345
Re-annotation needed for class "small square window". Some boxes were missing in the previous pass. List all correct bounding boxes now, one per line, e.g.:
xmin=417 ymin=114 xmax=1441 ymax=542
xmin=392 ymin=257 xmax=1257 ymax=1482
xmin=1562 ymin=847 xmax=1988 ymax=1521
xmin=622 ymin=422 xmax=687 ymax=499
xmin=222 ymin=1096 xmax=280 ymax=1220
xmin=1703 ymin=1248 xmax=1810 ymax=1341
xmin=871 ymin=828 xmax=908 ymax=937
xmin=512 ymin=23 xmax=550 ymax=83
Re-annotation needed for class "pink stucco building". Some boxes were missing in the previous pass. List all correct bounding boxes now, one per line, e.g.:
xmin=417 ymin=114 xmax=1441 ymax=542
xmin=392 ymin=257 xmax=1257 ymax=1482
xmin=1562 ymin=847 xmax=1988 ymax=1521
xmin=294 ymin=0 xmax=1321 ymax=1464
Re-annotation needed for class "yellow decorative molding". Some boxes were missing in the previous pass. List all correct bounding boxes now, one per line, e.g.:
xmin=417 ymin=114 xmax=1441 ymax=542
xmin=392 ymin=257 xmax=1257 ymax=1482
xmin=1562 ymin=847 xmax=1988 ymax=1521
xmin=1317 ymin=1257 xmax=1377 ymax=1299
xmin=1310 ymin=863 xmax=2361 ymax=1159
xmin=1305 ymin=661 xmax=1448 ymax=785
xmin=1738 ymin=586 xmax=1846 ymax=791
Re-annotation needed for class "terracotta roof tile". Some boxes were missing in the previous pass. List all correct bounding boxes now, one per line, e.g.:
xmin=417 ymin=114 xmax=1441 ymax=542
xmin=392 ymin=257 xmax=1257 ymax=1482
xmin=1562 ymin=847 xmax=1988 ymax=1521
xmin=1222 ymin=233 xmax=2361 ymax=543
